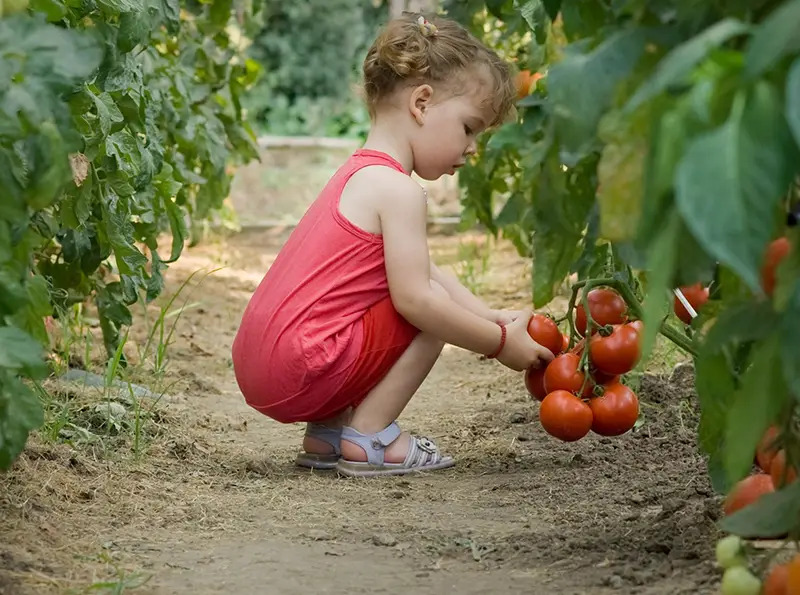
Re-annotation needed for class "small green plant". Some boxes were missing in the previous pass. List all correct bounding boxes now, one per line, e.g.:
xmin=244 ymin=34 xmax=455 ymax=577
xmin=454 ymin=237 xmax=492 ymax=294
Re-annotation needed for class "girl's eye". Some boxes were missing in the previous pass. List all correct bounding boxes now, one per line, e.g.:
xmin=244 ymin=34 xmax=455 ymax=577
xmin=464 ymin=125 xmax=473 ymax=135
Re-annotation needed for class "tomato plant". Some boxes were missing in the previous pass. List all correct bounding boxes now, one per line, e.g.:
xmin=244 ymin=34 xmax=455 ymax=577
xmin=450 ymin=0 xmax=800 ymax=558
xmin=0 ymin=0 xmax=261 ymax=469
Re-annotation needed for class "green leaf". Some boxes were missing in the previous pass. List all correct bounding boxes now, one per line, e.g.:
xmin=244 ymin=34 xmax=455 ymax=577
xmin=786 ymin=56 xmax=800 ymax=150
xmin=559 ymin=0 xmax=607 ymax=41
xmin=744 ymin=0 xmax=800 ymax=79
xmin=118 ymin=10 xmax=152 ymax=53
xmin=703 ymin=300 xmax=779 ymax=353
xmin=596 ymin=109 xmax=648 ymax=242
xmin=720 ymin=481 xmax=800 ymax=538
xmin=541 ymin=0 xmax=561 ymax=21
xmin=0 ymin=375 xmax=44 ymax=470
xmin=92 ymin=92 xmax=124 ymax=136
xmin=724 ymin=334 xmax=789 ymax=484
xmin=695 ymin=350 xmax=737 ymax=493
xmin=29 ymin=0 xmax=68 ymax=21
xmin=548 ymin=28 xmax=650 ymax=164
xmin=0 ymin=326 xmax=47 ymax=377
xmin=780 ymin=282 xmax=800 ymax=397
xmin=208 ymin=0 xmax=232 ymax=29
xmin=675 ymin=83 xmax=798 ymax=294
xmin=640 ymin=211 xmax=680 ymax=362
xmin=516 ymin=0 xmax=548 ymax=43
xmin=625 ymin=18 xmax=749 ymax=112
xmin=162 ymin=196 xmax=187 ymax=263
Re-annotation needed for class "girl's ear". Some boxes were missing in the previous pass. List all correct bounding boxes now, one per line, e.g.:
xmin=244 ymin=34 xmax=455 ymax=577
xmin=409 ymin=84 xmax=434 ymax=125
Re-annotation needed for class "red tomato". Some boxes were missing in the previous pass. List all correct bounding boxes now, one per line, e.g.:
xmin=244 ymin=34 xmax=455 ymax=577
xmin=673 ymin=283 xmax=709 ymax=324
xmin=543 ymin=353 xmax=591 ymax=397
xmin=770 ymin=450 xmax=798 ymax=488
xmin=763 ymin=562 xmax=790 ymax=595
xmin=574 ymin=288 xmax=628 ymax=336
xmin=539 ymin=390 xmax=593 ymax=442
xmin=561 ymin=333 xmax=569 ymax=353
xmin=590 ymin=368 xmax=618 ymax=386
xmin=526 ymin=314 xmax=562 ymax=356
xmin=756 ymin=425 xmax=780 ymax=472
xmin=524 ymin=366 xmax=548 ymax=401
xmin=588 ymin=323 xmax=641 ymax=376
xmin=589 ymin=382 xmax=639 ymax=436
xmin=723 ymin=473 xmax=775 ymax=516
xmin=761 ymin=237 xmax=791 ymax=297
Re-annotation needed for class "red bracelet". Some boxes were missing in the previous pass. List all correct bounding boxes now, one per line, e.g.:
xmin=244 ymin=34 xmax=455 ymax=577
xmin=486 ymin=323 xmax=506 ymax=359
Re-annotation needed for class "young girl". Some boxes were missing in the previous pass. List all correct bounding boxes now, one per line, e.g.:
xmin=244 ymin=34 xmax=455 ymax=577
xmin=232 ymin=13 xmax=554 ymax=477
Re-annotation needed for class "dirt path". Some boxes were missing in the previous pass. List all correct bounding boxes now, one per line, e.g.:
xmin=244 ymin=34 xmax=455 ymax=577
xmin=1 ymin=229 xmax=720 ymax=594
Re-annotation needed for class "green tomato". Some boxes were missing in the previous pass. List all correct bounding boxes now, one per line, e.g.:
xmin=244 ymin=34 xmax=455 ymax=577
xmin=715 ymin=535 xmax=746 ymax=569
xmin=720 ymin=566 xmax=761 ymax=595
xmin=3 ymin=0 xmax=28 ymax=14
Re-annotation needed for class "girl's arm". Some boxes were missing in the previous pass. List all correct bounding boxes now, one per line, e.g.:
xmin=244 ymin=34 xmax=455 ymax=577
xmin=429 ymin=262 xmax=493 ymax=319
xmin=374 ymin=170 xmax=551 ymax=371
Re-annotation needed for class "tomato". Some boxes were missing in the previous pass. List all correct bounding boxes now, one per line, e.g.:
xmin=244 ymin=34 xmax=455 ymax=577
xmin=574 ymin=288 xmax=628 ymax=336
xmin=763 ymin=562 xmax=789 ymax=595
xmin=588 ymin=323 xmax=641 ymax=376
xmin=543 ymin=353 xmax=591 ymax=397
xmin=673 ymin=283 xmax=709 ymax=324
xmin=561 ymin=333 xmax=569 ymax=353
xmin=715 ymin=535 xmax=745 ymax=570
xmin=589 ymin=382 xmax=639 ymax=436
xmin=720 ymin=566 xmax=761 ymax=595
xmin=514 ymin=69 xmax=542 ymax=100
xmin=723 ymin=473 xmax=775 ymax=516
xmin=756 ymin=426 xmax=780 ymax=472
xmin=787 ymin=555 xmax=800 ymax=594
xmin=539 ymin=390 xmax=593 ymax=442
xmin=761 ymin=237 xmax=791 ymax=297
xmin=527 ymin=314 xmax=563 ymax=356
xmin=524 ymin=366 xmax=548 ymax=401
xmin=769 ymin=450 xmax=798 ymax=488
xmin=590 ymin=368 xmax=618 ymax=386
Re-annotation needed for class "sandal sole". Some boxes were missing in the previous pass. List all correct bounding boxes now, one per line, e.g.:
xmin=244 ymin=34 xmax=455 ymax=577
xmin=335 ymin=457 xmax=456 ymax=477
xmin=295 ymin=453 xmax=340 ymax=470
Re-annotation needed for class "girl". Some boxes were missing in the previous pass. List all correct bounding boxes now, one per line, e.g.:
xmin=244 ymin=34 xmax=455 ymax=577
xmin=232 ymin=13 xmax=554 ymax=477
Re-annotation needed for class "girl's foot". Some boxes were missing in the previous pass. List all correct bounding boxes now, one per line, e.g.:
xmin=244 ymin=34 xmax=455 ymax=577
xmin=295 ymin=423 xmax=342 ymax=470
xmin=336 ymin=421 xmax=455 ymax=477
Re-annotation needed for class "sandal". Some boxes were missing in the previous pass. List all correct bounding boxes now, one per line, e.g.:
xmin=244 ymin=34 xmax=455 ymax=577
xmin=295 ymin=423 xmax=342 ymax=470
xmin=335 ymin=421 xmax=455 ymax=477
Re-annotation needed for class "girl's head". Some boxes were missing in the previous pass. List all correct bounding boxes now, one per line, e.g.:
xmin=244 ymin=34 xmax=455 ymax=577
xmin=362 ymin=13 xmax=515 ymax=180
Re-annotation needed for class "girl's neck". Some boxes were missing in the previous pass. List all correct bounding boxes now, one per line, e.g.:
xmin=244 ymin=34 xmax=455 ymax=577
xmin=361 ymin=118 xmax=414 ymax=175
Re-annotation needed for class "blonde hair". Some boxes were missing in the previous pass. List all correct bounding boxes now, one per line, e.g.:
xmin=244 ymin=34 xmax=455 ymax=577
xmin=362 ymin=13 xmax=515 ymax=128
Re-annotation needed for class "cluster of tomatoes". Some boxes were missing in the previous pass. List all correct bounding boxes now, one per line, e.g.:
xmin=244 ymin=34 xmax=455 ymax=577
xmin=715 ymin=534 xmax=800 ymax=595
xmin=523 ymin=288 xmax=642 ymax=442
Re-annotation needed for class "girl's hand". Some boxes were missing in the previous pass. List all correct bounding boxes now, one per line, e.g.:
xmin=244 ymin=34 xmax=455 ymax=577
xmin=496 ymin=311 xmax=555 ymax=371
xmin=490 ymin=309 xmax=526 ymax=325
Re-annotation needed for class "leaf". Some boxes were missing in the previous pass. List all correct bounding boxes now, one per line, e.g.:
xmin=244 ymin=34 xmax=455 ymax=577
xmin=695 ymin=350 xmax=737 ymax=493
xmin=162 ymin=196 xmax=187 ymax=263
xmin=702 ymin=300 xmax=778 ymax=353
xmin=102 ymin=196 xmax=148 ymax=276
xmin=541 ymin=0 xmax=561 ymax=21
xmin=118 ymin=10 xmax=152 ymax=53
xmin=744 ymin=0 xmax=800 ymax=79
xmin=786 ymin=57 xmax=800 ymax=150
xmin=640 ymin=211 xmax=680 ymax=363
xmin=92 ymin=92 xmax=124 ymax=136
xmin=559 ymin=0 xmax=607 ymax=41
xmin=625 ymin=19 xmax=749 ymax=112
xmin=675 ymin=83 xmax=798 ymax=294
xmin=209 ymin=0 xmax=233 ymax=29
xmin=516 ymin=0 xmax=548 ymax=43
xmin=548 ymin=28 xmax=650 ymax=165
xmin=720 ymin=481 xmax=800 ymax=538
xmin=780 ymin=282 xmax=800 ymax=398
xmin=596 ymin=109 xmax=648 ymax=242
xmin=0 ymin=326 xmax=47 ymax=377
xmin=724 ymin=334 xmax=789 ymax=484
xmin=0 ymin=376 xmax=45 ymax=470
xmin=29 ymin=0 xmax=68 ymax=21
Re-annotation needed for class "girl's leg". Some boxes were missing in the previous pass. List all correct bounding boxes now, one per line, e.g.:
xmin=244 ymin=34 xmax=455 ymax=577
xmin=341 ymin=284 xmax=448 ymax=465
xmin=302 ymin=408 xmax=352 ymax=455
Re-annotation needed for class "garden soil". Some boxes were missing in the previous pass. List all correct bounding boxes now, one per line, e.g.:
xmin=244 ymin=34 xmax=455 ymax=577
xmin=0 ymin=227 xmax=722 ymax=595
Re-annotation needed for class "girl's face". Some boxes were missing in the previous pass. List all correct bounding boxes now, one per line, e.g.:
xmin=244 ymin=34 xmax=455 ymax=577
xmin=408 ymin=82 xmax=494 ymax=181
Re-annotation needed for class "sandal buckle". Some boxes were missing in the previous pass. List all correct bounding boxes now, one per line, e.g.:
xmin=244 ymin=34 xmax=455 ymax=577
xmin=417 ymin=437 xmax=437 ymax=454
